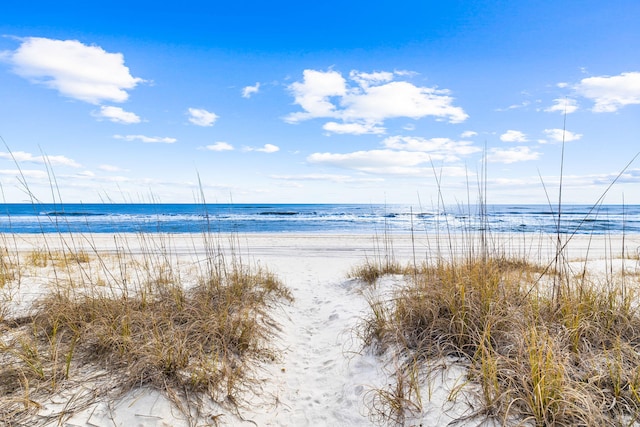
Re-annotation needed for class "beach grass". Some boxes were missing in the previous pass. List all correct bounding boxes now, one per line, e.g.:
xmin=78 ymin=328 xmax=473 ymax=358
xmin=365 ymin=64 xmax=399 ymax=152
xmin=0 ymin=232 xmax=292 ymax=425
xmin=351 ymin=145 xmax=640 ymax=426
xmin=353 ymin=233 xmax=640 ymax=426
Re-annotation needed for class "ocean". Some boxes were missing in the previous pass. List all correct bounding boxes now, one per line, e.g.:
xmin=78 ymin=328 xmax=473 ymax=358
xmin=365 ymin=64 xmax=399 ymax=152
xmin=0 ymin=203 xmax=639 ymax=235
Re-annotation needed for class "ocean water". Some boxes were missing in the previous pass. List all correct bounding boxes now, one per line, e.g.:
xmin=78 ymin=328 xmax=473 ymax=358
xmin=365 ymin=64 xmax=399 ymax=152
xmin=0 ymin=203 xmax=639 ymax=234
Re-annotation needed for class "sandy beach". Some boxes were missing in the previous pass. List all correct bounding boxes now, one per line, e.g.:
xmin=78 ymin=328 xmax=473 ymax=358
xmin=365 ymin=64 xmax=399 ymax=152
xmin=2 ymin=232 xmax=640 ymax=426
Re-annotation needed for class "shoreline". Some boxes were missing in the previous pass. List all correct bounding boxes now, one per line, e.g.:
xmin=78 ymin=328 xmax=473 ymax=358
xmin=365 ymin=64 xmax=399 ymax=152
xmin=5 ymin=231 xmax=640 ymax=260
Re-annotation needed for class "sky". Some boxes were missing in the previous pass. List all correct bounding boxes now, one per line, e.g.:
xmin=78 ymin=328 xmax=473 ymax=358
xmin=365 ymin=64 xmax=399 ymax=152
xmin=0 ymin=0 xmax=639 ymax=205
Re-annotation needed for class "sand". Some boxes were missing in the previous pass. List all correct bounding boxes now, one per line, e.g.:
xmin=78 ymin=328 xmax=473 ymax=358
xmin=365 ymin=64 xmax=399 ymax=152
xmin=2 ymin=232 xmax=640 ymax=426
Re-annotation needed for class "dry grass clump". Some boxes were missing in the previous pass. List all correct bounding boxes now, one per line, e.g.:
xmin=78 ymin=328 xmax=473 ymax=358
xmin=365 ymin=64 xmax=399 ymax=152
xmin=0 ymin=247 xmax=17 ymax=288
xmin=348 ymin=258 xmax=409 ymax=285
xmin=25 ymin=248 xmax=90 ymax=268
xmin=0 ymin=239 xmax=292 ymax=426
xmin=357 ymin=251 xmax=640 ymax=426
xmin=0 ymin=246 xmax=19 ymax=326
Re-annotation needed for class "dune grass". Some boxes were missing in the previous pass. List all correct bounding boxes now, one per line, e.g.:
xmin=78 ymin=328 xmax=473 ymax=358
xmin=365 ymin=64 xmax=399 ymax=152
xmin=353 ymin=142 xmax=640 ymax=426
xmin=348 ymin=257 xmax=409 ymax=285
xmin=354 ymin=234 xmax=640 ymax=426
xmin=0 ymin=232 xmax=292 ymax=426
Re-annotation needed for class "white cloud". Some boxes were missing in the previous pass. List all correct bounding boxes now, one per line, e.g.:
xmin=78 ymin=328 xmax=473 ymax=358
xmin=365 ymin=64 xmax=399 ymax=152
xmin=256 ymin=144 xmax=280 ymax=153
xmin=285 ymin=69 xmax=347 ymax=123
xmin=382 ymin=136 xmax=481 ymax=161
xmin=322 ymin=121 xmax=385 ymax=135
xmin=461 ymin=130 xmax=478 ymax=138
xmin=486 ymin=146 xmax=540 ymax=164
xmin=99 ymin=164 xmax=124 ymax=172
xmin=204 ymin=142 xmax=234 ymax=151
xmin=5 ymin=37 xmax=143 ymax=104
xmin=595 ymin=169 xmax=640 ymax=184
xmin=187 ymin=108 xmax=219 ymax=126
xmin=285 ymin=69 xmax=468 ymax=135
xmin=76 ymin=170 xmax=95 ymax=178
xmin=303 ymin=133 xmax=480 ymax=177
xmin=271 ymin=174 xmax=384 ymax=183
xmin=342 ymin=81 xmax=468 ymax=123
xmin=542 ymin=128 xmax=583 ymax=143
xmin=0 ymin=151 xmax=81 ymax=168
xmin=497 ymin=101 xmax=531 ymax=111
xmin=114 ymin=134 xmax=176 ymax=143
xmin=545 ymin=98 xmax=578 ymax=114
xmin=307 ymin=149 xmax=471 ymax=176
xmin=308 ymin=149 xmax=430 ymax=169
xmin=243 ymin=144 xmax=279 ymax=153
xmin=42 ymin=155 xmax=82 ymax=168
xmin=500 ymin=130 xmax=527 ymax=143
xmin=348 ymin=70 xmax=394 ymax=88
xmin=0 ymin=169 xmax=49 ymax=179
xmin=242 ymin=82 xmax=260 ymax=98
xmin=95 ymin=106 xmax=141 ymax=124
xmin=393 ymin=69 xmax=418 ymax=77
xmin=574 ymin=72 xmax=640 ymax=112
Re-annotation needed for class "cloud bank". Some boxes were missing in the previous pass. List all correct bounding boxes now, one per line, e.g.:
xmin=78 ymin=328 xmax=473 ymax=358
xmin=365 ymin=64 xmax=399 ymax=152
xmin=306 ymin=135 xmax=482 ymax=176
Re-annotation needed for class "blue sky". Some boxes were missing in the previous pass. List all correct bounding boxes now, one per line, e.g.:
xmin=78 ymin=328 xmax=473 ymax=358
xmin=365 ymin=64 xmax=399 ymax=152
xmin=1 ymin=0 xmax=639 ymax=204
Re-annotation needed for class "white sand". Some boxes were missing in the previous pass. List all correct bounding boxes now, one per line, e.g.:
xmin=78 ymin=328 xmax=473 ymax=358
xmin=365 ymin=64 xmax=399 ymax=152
xmin=3 ymin=232 xmax=640 ymax=426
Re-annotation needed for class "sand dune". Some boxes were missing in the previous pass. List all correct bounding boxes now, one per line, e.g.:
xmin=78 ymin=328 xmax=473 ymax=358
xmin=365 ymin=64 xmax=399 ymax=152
xmin=2 ymin=233 xmax=639 ymax=426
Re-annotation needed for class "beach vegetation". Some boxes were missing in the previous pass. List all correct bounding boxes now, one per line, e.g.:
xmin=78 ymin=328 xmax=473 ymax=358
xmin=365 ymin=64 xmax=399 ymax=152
xmin=354 ymin=144 xmax=640 ymax=426
xmin=0 ymin=247 xmax=17 ymax=288
xmin=348 ymin=258 xmax=408 ymax=285
xmin=0 ymin=231 xmax=292 ymax=426
xmin=355 ymin=237 xmax=640 ymax=426
xmin=25 ymin=248 xmax=90 ymax=268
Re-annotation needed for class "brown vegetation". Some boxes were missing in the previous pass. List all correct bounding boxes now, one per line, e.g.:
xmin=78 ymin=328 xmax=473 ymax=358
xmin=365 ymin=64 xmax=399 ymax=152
xmin=355 ymin=240 xmax=640 ymax=426
xmin=0 ymin=234 xmax=292 ymax=426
